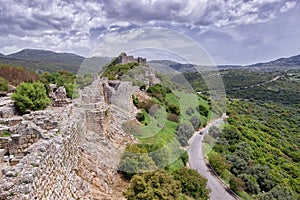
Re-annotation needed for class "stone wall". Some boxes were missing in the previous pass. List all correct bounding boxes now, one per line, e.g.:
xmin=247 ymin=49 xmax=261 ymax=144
xmin=30 ymin=113 xmax=83 ymax=199
xmin=0 ymin=76 xmax=138 ymax=199
xmin=85 ymin=103 xmax=110 ymax=134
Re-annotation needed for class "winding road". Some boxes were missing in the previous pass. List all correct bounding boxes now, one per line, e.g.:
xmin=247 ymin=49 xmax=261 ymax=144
xmin=188 ymin=116 xmax=237 ymax=200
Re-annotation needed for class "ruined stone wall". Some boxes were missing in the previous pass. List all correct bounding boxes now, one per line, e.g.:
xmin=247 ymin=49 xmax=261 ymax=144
xmin=116 ymin=53 xmax=147 ymax=65
xmin=0 ymin=77 xmax=137 ymax=199
xmin=110 ymin=81 xmax=138 ymax=114
xmin=29 ymin=117 xmax=83 ymax=200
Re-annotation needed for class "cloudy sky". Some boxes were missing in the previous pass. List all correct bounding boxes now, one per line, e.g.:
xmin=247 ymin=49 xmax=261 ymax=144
xmin=0 ymin=0 xmax=299 ymax=65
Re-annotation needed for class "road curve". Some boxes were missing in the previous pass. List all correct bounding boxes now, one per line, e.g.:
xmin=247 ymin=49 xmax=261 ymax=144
xmin=188 ymin=117 xmax=236 ymax=200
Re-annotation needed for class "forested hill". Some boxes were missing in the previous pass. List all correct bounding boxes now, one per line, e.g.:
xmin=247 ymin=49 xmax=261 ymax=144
xmin=7 ymin=49 xmax=84 ymax=63
xmin=0 ymin=49 xmax=110 ymax=74
xmin=248 ymin=54 xmax=300 ymax=69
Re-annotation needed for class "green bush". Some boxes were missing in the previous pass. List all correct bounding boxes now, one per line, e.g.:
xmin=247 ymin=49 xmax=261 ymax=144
xmin=174 ymin=168 xmax=210 ymax=200
xmin=119 ymin=144 xmax=156 ymax=179
xmin=1 ymin=130 xmax=10 ymax=137
xmin=167 ymin=104 xmax=180 ymax=115
xmin=12 ymin=82 xmax=51 ymax=114
xmin=180 ymin=150 xmax=189 ymax=165
xmin=136 ymin=112 xmax=145 ymax=123
xmin=176 ymin=124 xmax=194 ymax=147
xmin=124 ymin=170 xmax=181 ymax=200
xmin=190 ymin=116 xmax=201 ymax=130
xmin=0 ymin=77 xmax=9 ymax=92
xmin=208 ymin=152 xmax=230 ymax=178
xmin=229 ymin=176 xmax=245 ymax=193
xmin=197 ymin=104 xmax=209 ymax=117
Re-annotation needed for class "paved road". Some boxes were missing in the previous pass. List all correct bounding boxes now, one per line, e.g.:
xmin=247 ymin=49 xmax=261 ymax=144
xmin=188 ymin=117 xmax=236 ymax=200
xmin=231 ymin=75 xmax=284 ymax=91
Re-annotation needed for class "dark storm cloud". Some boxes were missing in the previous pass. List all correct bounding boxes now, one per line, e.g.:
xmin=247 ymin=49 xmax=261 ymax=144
xmin=0 ymin=0 xmax=296 ymax=37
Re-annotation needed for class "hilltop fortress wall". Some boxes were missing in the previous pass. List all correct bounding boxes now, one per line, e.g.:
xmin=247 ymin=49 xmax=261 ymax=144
xmin=0 ymin=77 xmax=137 ymax=200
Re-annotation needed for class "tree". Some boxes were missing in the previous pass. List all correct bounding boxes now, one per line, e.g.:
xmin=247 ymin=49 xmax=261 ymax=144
xmin=209 ymin=126 xmax=221 ymax=139
xmin=190 ymin=116 xmax=201 ymax=130
xmin=239 ymin=174 xmax=260 ymax=194
xmin=208 ymin=152 xmax=230 ymax=177
xmin=176 ymin=124 xmax=194 ymax=147
xmin=174 ymin=168 xmax=210 ymax=200
xmin=12 ymin=82 xmax=51 ymax=114
xmin=227 ymin=154 xmax=248 ymax=176
xmin=259 ymin=186 xmax=296 ymax=200
xmin=124 ymin=170 xmax=181 ymax=200
xmin=229 ymin=176 xmax=245 ymax=193
xmin=119 ymin=145 xmax=156 ymax=179
xmin=249 ymin=165 xmax=275 ymax=192
xmin=149 ymin=148 xmax=169 ymax=169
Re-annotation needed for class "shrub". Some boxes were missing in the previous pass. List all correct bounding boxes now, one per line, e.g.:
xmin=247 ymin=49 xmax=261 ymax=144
xmin=167 ymin=113 xmax=180 ymax=123
xmin=197 ymin=104 xmax=209 ymax=117
xmin=174 ymin=168 xmax=210 ymax=200
xmin=12 ymin=82 xmax=51 ymax=114
xmin=167 ymin=104 xmax=180 ymax=115
xmin=136 ymin=112 xmax=145 ymax=123
xmin=209 ymin=126 xmax=222 ymax=139
xmin=0 ymin=77 xmax=9 ymax=92
xmin=124 ymin=170 xmax=181 ymax=199
xmin=136 ymin=99 xmax=156 ymax=113
xmin=1 ymin=130 xmax=10 ymax=137
xmin=185 ymin=107 xmax=194 ymax=116
xmin=239 ymin=174 xmax=260 ymax=194
xmin=0 ymin=65 xmax=39 ymax=86
xmin=132 ymin=95 xmax=139 ymax=107
xmin=119 ymin=144 xmax=156 ymax=179
xmin=190 ymin=116 xmax=201 ymax=130
xmin=229 ymin=176 xmax=245 ymax=193
xmin=176 ymin=124 xmax=194 ymax=146
xmin=208 ymin=152 xmax=230 ymax=178
xmin=180 ymin=150 xmax=189 ymax=165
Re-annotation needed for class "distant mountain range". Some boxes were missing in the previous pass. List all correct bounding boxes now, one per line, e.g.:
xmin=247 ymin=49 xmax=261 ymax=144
xmin=150 ymin=54 xmax=300 ymax=72
xmin=0 ymin=49 xmax=299 ymax=74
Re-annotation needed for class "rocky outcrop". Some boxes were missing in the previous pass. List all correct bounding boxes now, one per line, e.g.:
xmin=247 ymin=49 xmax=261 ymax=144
xmin=0 ymin=96 xmax=15 ymax=118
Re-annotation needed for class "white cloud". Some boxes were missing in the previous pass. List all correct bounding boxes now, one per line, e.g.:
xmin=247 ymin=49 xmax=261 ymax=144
xmin=280 ymin=1 xmax=297 ymax=12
